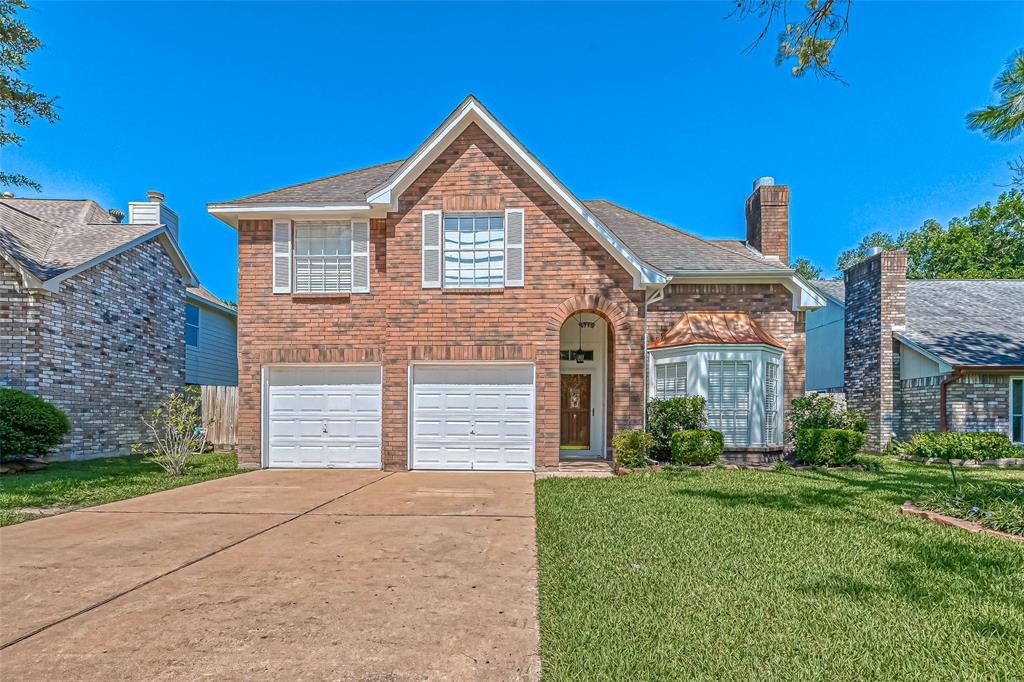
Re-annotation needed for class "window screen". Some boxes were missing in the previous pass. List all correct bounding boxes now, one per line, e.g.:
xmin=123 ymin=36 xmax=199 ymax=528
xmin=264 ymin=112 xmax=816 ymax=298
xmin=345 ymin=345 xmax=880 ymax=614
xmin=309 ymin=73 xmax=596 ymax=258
xmin=443 ymin=214 xmax=504 ymax=288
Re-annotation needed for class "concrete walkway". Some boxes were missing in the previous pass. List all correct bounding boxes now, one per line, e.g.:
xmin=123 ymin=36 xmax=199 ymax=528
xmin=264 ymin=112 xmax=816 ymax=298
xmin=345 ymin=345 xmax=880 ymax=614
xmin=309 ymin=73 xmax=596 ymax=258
xmin=0 ymin=470 xmax=540 ymax=680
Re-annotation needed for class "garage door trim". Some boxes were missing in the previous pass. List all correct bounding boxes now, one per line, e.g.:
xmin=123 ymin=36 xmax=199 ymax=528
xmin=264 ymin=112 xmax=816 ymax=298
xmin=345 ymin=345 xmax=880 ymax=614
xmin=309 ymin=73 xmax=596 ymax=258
xmin=407 ymin=361 xmax=537 ymax=471
xmin=262 ymin=363 xmax=383 ymax=469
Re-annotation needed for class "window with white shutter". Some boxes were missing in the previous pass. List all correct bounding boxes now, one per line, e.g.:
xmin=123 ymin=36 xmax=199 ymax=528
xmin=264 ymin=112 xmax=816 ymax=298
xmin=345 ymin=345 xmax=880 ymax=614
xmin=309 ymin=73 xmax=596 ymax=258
xmin=293 ymin=220 xmax=353 ymax=294
xmin=707 ymin=360 xmax=751 ymax=446
xmin=654 ymin=362 xmax=687 ymax=399
xmin=272 ymin=220 xmax=292 ymax=293
xmin=504 ymin=208 xmax=524 ymax=287
xmin=422 ymin=210 xmax=442 ymax=288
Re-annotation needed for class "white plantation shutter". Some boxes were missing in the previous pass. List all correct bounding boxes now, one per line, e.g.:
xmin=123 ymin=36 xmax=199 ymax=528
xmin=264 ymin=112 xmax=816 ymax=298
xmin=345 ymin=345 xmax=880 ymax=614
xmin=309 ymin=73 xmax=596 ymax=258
xmin=352 ymin=219 xmax=370 ymax=293
xmin=504 ymin=208 xmax=524 ymax=287
xmin=707 ymin=361 xmax=751 ymax=446
xmin=422 ymin=210 xmax=442 ymax=288
xmin=655 ymin=362 xmax=687 ymax=399
xmin=272 ymin=219 xmax=292 ymax=293
xmin=764 ymin=360 xmax=780 ymax=445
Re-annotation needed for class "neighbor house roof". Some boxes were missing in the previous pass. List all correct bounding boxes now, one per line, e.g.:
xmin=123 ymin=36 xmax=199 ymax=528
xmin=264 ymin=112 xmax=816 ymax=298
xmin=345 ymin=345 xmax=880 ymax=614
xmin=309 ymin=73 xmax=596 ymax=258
xmin=816 ymin=279 xmax=1024 ymax=367
xmin=186 ymin=284 xmax=237 ymax=316
xmin=0 ymin=198 xmax=197 ymax=290
xmin=649 ymin=311 xmax=785 ymax=350
xmin=811 ymin=279 xmax=846 ymax=304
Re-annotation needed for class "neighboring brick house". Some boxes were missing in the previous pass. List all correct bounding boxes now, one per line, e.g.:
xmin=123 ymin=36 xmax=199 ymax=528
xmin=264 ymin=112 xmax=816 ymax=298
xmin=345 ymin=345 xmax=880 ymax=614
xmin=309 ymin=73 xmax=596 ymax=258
xmin=208 ymin=96 xmax=824 ymax=471
xmin=805 ymin=251 xmax=1024 ymax=451
xmin=0 ymin=193 xmax=199 ymax=459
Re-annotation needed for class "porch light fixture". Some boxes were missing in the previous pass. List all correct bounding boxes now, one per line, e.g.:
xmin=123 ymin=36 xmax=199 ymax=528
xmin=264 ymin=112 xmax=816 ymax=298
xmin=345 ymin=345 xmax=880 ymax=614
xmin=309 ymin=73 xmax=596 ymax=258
xmin=574 ymin=313 xmax=587 ymax=364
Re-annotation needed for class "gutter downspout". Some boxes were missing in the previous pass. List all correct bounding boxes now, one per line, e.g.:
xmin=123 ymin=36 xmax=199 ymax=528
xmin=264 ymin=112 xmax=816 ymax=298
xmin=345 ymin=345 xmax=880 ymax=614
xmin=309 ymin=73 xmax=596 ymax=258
xmin=939 ymin=368 xmax=965 ymax=432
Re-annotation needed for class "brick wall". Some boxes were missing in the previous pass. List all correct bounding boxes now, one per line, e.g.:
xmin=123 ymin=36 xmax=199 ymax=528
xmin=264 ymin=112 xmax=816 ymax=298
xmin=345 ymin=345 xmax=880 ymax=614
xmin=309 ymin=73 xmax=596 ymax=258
xmin=745 ymin=184 xmax=789 ymax=264
xmin=1 ymin=241 xmax=186 ymax=459
xmin=896 ymin=377 xmax=942 ymax=439
xmin=844 ymin=251 xmax=907 ymax=451
xmin=236 ymin=123 xmax=648 ymax=469
xmin=897 ymin=373 xmax=1011 ymax=440
xmin=648 ymin=283 xmax=806 ymax=409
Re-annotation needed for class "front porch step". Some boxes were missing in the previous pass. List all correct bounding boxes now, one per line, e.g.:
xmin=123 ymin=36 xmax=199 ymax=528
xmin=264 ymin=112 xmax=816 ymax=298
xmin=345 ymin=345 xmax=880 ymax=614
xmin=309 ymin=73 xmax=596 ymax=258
xmin=536 ymin=459 xmax=614 ymax=478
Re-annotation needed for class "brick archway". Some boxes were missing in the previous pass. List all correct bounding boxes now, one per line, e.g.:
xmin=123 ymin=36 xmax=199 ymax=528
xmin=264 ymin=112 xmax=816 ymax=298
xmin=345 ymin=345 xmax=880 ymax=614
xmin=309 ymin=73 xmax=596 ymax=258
xmin=546 ymin=293 xmax=631 ymax=337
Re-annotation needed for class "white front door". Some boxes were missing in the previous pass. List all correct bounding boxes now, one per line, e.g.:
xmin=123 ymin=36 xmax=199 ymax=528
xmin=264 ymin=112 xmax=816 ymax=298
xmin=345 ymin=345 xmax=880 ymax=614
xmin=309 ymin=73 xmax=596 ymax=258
xmin=411 ymin=364 xmax=535 ymax=471
xmin=266 ymin=365 xmax=382 ymax=468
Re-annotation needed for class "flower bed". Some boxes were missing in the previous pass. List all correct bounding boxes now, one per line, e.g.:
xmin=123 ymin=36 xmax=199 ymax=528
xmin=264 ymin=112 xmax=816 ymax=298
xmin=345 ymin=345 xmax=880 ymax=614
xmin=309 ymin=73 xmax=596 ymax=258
xmin=914 ymin=482 xmax=1024 ymax=536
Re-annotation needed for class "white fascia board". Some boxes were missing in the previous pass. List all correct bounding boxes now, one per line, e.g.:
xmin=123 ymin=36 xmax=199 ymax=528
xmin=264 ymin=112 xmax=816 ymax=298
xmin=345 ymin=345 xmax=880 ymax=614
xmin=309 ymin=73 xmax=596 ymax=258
xmin=668 ymin=270 xmax=826 ymax=311
xmin=0 ymin=246 xmax=45 ymax=290
xmin=366 ymin=98 xmax=666 ymax=288
xmin=186 ymin=290 xmax=238 ymax=317
xmin=892 ymin=332 xmax=954 ymax=373
xmin=207 ymin=204 xmax=383 ymax=229
xmin=41 ymin=227 xmax=199 ymax=292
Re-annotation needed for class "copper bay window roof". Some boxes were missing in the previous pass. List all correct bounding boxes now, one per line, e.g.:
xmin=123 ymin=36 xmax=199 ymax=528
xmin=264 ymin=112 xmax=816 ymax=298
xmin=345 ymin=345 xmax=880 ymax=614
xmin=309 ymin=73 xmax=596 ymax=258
xmin=649 ymin=311 xmax=785 ymax=350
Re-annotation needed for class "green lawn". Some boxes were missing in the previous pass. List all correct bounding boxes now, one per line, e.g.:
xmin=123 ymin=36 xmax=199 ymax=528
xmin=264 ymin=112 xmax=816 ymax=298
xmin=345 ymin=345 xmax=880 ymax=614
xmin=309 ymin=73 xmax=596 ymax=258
xmin=0 ymin=453 xmax=243 ymax=526
xmin=536 ymin=461 xmax=1024 ymax=681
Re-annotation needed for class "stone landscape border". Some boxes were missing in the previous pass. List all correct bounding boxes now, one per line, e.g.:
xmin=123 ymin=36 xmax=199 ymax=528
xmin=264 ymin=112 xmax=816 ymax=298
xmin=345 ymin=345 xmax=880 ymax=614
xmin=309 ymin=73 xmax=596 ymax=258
xmin=900 ymin=501 xmax=1024 ymax=544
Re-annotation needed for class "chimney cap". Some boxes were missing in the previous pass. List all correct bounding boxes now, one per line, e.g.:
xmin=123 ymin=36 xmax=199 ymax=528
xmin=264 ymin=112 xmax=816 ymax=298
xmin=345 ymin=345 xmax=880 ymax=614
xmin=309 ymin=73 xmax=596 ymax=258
xmin=146 ymin=190 xmax=164 ymax=203
xmin=108 ymin=208 xmax=125 ymax=224
xmin=866 ymin=246 xmax=883 ymax=257
xmin=752 ymin=176 xmax=775 ymax=191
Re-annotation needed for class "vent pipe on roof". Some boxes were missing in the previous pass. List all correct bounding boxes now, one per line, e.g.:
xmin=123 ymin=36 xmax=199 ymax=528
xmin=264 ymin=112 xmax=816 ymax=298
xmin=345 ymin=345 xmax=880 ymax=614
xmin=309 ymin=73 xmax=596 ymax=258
xmin=108 ymin=208 xmax=125 ymax=224
xmin=147 ymin=190 xmax=165 ymax=203
xmin=752 ymin=176 xmax=775 ymax=190
xmin=1 ymin=191 xmax=13 ymax=199
xmin=866 ymin=246 xmax=883 ymax=257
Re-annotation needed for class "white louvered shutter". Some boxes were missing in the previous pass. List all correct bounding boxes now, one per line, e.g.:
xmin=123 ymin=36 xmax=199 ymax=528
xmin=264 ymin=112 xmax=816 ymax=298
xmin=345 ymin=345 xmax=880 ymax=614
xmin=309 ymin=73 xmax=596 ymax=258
xmin=352 ymin=219 xmax=370 ymax=293
xmin=272 ymin=219 xmax=292 ymax=293
xmin=422 ymin=210 xmax=442 ymax=288
xmin=707 ymin=361 xmax=751 ymax=446
xmin=504 ymin=208 xmax=525 ymax=287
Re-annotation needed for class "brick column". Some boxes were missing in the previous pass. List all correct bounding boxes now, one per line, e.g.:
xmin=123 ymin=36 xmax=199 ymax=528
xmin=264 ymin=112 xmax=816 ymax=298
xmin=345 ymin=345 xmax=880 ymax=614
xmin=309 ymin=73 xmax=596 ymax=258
xmin=745 ymin=179 xmax=790 ymax=265
xmin=844 ymin=250 xmax=907 ymax=451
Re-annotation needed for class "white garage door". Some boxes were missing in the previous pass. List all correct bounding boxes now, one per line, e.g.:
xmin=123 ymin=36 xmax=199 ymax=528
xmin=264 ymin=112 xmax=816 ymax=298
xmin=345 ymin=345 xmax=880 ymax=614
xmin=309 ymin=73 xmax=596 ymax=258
xmin=412 ymin=364 xmax=535 ymax=471
xmin=266 ymin=365 xmax=382 ymax=468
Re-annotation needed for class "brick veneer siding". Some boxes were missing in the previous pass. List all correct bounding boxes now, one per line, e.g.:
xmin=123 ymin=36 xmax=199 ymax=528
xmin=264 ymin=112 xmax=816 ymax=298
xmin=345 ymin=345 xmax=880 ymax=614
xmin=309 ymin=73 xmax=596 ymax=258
xmin=0 ymin=241 xmax=186 ymax=459
xmin=745 ymin=184 xmax=789 ymax=265
xmin=235 ymin=123 xmax=650 ymax=470
xmin=844 ymin=251 xmax=907 ymax=451
xmin=897 ymin=373 xmax=1011 ymax=440
xmin=647 ymin=283 xmax=806 ymax=410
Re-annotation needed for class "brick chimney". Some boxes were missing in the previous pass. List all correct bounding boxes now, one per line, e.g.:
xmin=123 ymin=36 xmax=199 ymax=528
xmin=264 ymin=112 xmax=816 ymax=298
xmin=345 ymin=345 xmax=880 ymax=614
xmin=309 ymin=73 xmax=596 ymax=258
xmin=745 ymin=177 xmax=789 ymax=265
xmin=128 ymin=190 xmax=179 ymax=242
xmin=843 ymin=250 xmax=908 ymax=451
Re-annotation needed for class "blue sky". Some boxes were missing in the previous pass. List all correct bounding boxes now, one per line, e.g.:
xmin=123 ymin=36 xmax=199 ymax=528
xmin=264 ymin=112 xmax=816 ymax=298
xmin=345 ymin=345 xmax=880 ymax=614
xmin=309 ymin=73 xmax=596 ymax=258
xmin=7 ymin=1 xmax=1022 ymax=300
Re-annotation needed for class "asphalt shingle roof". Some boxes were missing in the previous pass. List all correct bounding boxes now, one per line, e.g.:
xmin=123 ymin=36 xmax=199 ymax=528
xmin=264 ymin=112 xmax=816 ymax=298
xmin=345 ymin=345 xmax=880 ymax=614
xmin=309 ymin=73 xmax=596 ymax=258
xmin=187 ymin=284 xmax=236 ymax=314
xmin=0 ymin=199 xmax=161 ymax=281
xmin=812 ymin=279 xmax=846 ymax=303
xmin=217 ymin=160 xmax=405 ymax=205
xmin=816 ymin=279 xmax=1024 ymax=367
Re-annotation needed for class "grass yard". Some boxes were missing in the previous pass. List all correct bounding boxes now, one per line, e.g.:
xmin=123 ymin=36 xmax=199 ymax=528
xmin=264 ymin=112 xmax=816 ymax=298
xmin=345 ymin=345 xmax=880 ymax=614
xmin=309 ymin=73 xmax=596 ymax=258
xmin=536 ymin=461 xmax=1024 ymax=681
xmin=0 ymin=453 xmax=243 ymax=526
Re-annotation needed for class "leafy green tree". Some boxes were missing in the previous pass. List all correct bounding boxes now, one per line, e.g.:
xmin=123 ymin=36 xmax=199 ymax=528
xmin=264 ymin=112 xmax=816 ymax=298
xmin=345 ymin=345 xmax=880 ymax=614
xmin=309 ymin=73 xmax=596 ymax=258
xmin=1 ymin=0 xmax=58 ymax=192
xmin=835 ymin=191 xmax=1024 ymax=278
xmin=967 ymin=50 xmax=1024 ymax=187
xmin=792 ymin=257 xmax=823 ymax=280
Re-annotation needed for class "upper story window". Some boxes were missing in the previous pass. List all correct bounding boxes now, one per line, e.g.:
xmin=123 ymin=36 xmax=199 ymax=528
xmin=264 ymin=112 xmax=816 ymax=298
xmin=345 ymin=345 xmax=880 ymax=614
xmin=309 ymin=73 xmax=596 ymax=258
xmin=443 ymin=214 xmax=505 ymax=288
xmin=185 ymin=303 xmax=199 ymax=347
xmin=294 ymin=221 xmax=353 ymax=293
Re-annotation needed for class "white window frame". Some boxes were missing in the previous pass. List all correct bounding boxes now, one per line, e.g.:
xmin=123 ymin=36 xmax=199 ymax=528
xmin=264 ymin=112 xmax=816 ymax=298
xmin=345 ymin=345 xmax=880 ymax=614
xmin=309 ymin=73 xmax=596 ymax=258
xmin=654 ymin=361 xmax=687 ymax=399
xmin=185 ymin=303 xmax=199 ymax=347
xmin=442 ymin=212 xmax=505 ymax=289
xmin=1011 ymin=376 xmax=1024 ymax=445
xmin=292 ymin=220 xmax=354 ymax=294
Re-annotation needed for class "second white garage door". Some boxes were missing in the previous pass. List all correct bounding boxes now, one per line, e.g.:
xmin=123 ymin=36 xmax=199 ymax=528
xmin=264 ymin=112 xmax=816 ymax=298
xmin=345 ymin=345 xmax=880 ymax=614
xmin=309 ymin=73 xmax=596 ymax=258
xmin=266 ymin=365 xmax=382 ymax=468
xmin=411 ymin=363 xmax=535 ymax=471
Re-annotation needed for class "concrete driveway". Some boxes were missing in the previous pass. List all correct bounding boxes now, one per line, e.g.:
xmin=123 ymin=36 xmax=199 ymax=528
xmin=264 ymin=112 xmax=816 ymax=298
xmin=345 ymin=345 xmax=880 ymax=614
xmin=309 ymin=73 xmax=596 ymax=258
xmin=0 ymin=470 xmax=539 ymax=680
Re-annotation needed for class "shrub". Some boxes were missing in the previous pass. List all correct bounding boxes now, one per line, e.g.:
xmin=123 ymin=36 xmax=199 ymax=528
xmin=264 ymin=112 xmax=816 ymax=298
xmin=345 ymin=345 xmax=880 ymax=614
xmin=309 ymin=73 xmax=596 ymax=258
xmin=611 ymin=429 xmax=655 ymax=469
xmin=901 ymin=431 xmax=1016 ymax=462
xmin=772 ymin=459 xmax=792 ymax=472
xmin=786 ymin=393 xmax=867 ymax=446
xmin=0 ymin=388 xmax=71 ymax=459
xmin=917 ymin=482 xmax=1024 ymax=536
xmin=647 ymin=397 xmax=708 ymax=460
xmin=795 ymin=428 xmax=867 ymax=466
xmin=670 ymin=429 xmax=724 ymax=466
xmin=852 ymin=454 xmax=886 ymax=472
xmin=133 ymin=387 xmax=208 ymax=476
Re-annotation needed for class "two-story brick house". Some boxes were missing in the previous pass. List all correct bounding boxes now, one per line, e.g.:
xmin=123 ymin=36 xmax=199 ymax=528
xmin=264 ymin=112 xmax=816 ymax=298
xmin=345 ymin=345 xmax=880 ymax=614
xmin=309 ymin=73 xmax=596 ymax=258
xmin=209 ymin=97 xmax=824 ymax=471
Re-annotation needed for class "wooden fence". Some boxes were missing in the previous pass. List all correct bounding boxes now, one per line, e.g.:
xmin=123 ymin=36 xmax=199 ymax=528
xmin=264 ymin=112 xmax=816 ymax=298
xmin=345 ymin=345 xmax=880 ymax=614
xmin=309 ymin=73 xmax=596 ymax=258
xmin=200 ymin=385 xmax=238 ymax=450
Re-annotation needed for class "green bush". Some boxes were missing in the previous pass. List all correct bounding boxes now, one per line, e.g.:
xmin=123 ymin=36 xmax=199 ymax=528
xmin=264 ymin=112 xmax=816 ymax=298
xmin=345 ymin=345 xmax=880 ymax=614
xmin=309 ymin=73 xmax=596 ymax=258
xmin=852 ymin=454 xmax=886 ymax=472
xmin=611 ymin=429 xmax=655 ymax=469
xmin=647 ymin=397 xmax=708 ymax=461
xmin=0 ymin=388 xmax=71 ymax=459
xmin=900 ymin=431 xmax=1017 ymax=462
xmin=786 ymin=393 xmax=867 ymax=446
xmin=795 ymin=428 xmax=867 ymax=466
xmin=670 ymin=429 xmax=724 ymax=466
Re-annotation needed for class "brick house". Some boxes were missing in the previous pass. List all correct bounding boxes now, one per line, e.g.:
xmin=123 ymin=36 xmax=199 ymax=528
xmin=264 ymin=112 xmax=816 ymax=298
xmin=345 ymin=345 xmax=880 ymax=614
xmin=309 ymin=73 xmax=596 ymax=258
xmin=208 ymin=96 xmax=824 ymax=471
xmin=805 ymin=250 xmax=1024 ymax=451
xmin=0 ymin=193 xmax=200 ymax=459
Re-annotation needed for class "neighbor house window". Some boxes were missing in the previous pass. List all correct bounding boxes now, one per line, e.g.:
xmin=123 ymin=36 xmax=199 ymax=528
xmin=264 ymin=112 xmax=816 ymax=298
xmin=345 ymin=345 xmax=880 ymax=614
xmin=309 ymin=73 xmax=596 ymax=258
xmin=294 ymin=220 xmax=353 ymax=293
xmin=185 ymin=303 xmax=199 ymax=347
xmin=1012 ymin=377 xmax=1023 ymax=444
xmin=765 ymin=361 xmax=780 ymax=445
xmin=654 ymin=362 xmax=687 ymax=399
xmin=443 ymin=214 xmax=504 ymax=288
xmin=707 ymin=360 xmax=751 ymax=446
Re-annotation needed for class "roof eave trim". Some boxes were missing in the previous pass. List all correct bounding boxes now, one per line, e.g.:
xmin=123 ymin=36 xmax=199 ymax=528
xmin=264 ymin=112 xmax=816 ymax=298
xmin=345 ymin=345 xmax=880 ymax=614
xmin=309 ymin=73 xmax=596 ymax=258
xmin=207 ymin=204 xmax=378 ymax=230
xmin=364 ymin=97 xmax=664 ymax=288
xmin=667 ymin=270 xmax=826 ymax=311
xmin=187 ymin=290 xmax=238 ymax=317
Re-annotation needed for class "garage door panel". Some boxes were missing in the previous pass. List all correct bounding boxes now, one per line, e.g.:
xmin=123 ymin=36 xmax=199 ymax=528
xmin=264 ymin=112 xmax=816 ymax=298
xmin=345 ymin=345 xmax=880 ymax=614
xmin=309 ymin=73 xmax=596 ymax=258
xmin=267 ymin=366 xmax=382 ymax=469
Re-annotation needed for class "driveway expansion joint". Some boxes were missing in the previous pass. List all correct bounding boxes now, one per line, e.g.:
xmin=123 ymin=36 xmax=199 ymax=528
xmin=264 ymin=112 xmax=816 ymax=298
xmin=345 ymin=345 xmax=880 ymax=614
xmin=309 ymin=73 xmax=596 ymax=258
xmin=0 ymin=471 xmax=394 ymax=651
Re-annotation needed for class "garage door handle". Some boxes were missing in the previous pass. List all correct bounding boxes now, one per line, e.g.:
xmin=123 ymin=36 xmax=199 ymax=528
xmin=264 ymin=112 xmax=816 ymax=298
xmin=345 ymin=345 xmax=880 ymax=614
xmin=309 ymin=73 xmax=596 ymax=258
xmin=322 ymin=423 xmax=328 ymax=434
